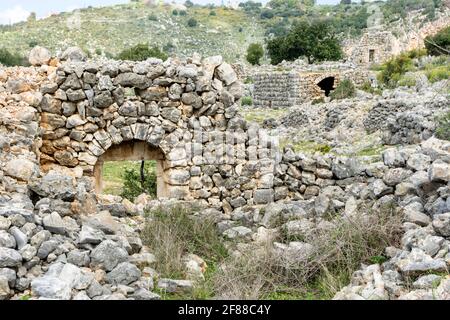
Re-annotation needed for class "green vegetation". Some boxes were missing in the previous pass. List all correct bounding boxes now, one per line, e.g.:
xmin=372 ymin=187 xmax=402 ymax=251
xmin=435 ymin=111 xmax=450 ymax=141
xmin=187 ymin=17 xmax=198 ymax=27
xmin=397 ymin=75 xmax=417 ymax=87
xmin=281 ymin=139 xmax=332 ymax=155
xmin=425 ymin=26 xmax=450 ymax=56
xmin=121 ymin=161 xmax=157 ymax=201
xmin=330 ymin=79 xmax=356 ymax=100
xmin=378 ymin=52 xmax=416 ymax=88
xmin=426 ymin=65 xmax=450 ymax=83
xmin=142 ymin=205 xmax=228 ymax=280
xmin=267 ymin=20 xmax=343 ymax=64
xmin=241 ymin=96 xmax=253 ymax=106
xmin=117 ymin=43 xmax=168 ymax=61
xmin=211 ymin=205 xmax=401 ymax=299
xmin=246 ymin=43 xmax=264 ymax=65
xmin=0 ymin=48 xmax=25 ymax=66
xmin=382 ymin=0 xmax=442 ymax=22
xmin=242 ymin=108 xmax=288 ymax=124
xmin=0 ymin=1 xmax=444 ymax=63
xmin=356 ymin=145 xmax=387 ymax=157
xmin=102 ymin=160 xmax=157 ymax=200
xmin=360 ymin=81 xmax=382 ymax=96
xmin=312 ymin=97 xmax=325 ymax=105
xmin=377 ymin=49 xmax=447 ymax=88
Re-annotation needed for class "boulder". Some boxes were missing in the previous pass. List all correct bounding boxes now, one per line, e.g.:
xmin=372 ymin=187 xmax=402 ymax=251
xmin=60 ymin=47 xmax=87 ymax=62
xmin=90 ymin=240 xmax=128 ymax=271
xmin=105 ymin=262 xmax=141 ymax=285
xmin=29 ymin=46 xmax=52 ymax=66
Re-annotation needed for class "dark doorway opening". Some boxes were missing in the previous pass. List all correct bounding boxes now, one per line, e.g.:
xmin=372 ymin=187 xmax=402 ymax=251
xmin=317 ymin=77 xmax=335 ymax=97
xmin=369 ymin=49 xmax=375 ymax=62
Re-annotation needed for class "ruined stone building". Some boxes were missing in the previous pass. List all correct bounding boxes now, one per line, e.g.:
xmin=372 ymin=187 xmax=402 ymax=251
xmin=252 ymin=63 xmax=368 ymax=108
xmin=344 ymin=31 xmax=401 ymax=66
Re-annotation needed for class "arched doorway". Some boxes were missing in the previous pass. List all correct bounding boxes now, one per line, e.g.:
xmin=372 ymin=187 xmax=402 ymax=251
xmin=93 ymin=140 xmax=168 ymax=198
xmin=317 ymin=77 xmax=336 ymax=97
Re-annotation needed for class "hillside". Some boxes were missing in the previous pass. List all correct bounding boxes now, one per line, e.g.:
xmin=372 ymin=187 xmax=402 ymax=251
xmin=0 ymin=2 xmax=264 ymax=62
xmin=0 ymin=0 xmax=447 ymax=63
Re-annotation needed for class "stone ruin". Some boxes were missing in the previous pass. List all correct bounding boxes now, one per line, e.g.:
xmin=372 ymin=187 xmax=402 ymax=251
xmin=252 ymin=62 xmax=369 ymax=108
xmin=343 ymin=30 xmax=401 ymax=67
xmin=1 ymin=51 xmax=450 ymax=300
xmin=2 ymin=54 xmax=288 ymax=213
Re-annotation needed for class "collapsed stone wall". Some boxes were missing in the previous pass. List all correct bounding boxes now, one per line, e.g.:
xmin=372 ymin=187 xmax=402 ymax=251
xmin=363 ymin=94 xmax=448 ymax=143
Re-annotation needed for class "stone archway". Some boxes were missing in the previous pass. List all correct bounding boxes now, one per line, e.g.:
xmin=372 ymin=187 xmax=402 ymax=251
xmin=93 ymin=140 xmax=168 ymax=197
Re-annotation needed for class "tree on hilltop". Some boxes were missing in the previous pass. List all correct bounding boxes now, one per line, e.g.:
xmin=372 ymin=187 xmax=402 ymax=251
xmin=266 ymin=20 xmax=343 ymax=64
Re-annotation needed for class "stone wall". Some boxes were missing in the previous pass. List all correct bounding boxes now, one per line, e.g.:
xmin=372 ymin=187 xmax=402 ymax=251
xmin=344 ymin=31 xmax=400 ymax=67
xmin=252 ymin=65 xmax=368 ymax=108
xmin=36 ymin=56 xmax=282 ymax=210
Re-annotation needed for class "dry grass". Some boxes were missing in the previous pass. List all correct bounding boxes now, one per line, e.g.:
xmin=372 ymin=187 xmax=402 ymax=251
xmin=141 ymin=205 xmax=228 ymax=279
xmin=212 ymin=204 xmax=402 ymax=300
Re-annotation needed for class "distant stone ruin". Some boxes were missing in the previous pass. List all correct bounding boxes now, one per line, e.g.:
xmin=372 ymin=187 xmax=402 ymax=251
xmin=252 ymin=63 xmax=368 ymax=108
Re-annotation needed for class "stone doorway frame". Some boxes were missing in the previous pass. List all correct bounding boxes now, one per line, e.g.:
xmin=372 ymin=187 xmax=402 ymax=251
xmin=93 ymin=140 xmax=168 ymax=198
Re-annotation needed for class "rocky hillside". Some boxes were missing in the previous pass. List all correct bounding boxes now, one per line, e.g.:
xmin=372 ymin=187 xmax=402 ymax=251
xmin=0 ymin=1 xmax=447 ymax=64
xmin=0 ymin=2 xmax=263 ymax=63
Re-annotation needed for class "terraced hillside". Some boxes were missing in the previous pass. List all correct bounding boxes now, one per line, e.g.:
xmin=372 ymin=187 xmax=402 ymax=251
xmin=0 ymin=2 xmax=264 ymax=62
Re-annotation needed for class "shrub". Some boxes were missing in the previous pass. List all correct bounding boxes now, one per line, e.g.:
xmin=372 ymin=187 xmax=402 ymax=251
xmin=312 ymin=97 xmax=325 ymax=105
xmin=260 ymin=10 xmax=274 ymax=19
xmin=426 ymin=65 xmax=450 ymax=83
xmin=360 ymin=81 xmax=382 ymax=95
xmin=0 ymin=48 xmax=25 ymax=66
xmin=246 ymin=43 xmax=264 ymax=65
xmin=378 ymin=53 xmax=414 ymax=88
xmin=142 ymin=205 xmax=228 ymax=278
xmin=397 ymin=75 xmax=417 ymax=87
xmin=241 ymin=96 xmax=253 ymax=106
xmin=117 ymin=43 xmax=168 ymax=61
xmin=244 ymin=76 xmax=253 ymax=84
xmin=209 ymin=10 xmax=216 ymax=16
xmin=28 ymin=40 xmax=39 ymax=48
xmin=187 ymin=18 xmax=198 ymax=27
xmin=148 ymin=14 xmax=157 ymax=21
xmin=120 ymin=161 xmax=157 ymax=201
xmin=179 ymin=10 xmax=187 ymax=16
xmin=330 ymin=79 xmax=356 ymax=100
xmin=435 ymin=111 xmax=450 ymax=141
xmin=172 ymin=9 xmax=178 ymax=16
xmin=212 ymin=204 xmax=402 ymax=299
xmin=425 ymin=26 xmax=450 ymax=56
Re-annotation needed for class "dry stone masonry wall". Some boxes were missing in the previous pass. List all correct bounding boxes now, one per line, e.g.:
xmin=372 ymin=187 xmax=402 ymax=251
xmin=252 ymin=63 xmax=369 ymax=108
xmin=36 ymin=56 xmax=283 ymax=210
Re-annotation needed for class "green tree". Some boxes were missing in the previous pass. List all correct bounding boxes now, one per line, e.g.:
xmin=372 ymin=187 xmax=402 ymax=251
xmin=121 ymin=161 xmax=157 ymax=201
xmin=246 ymin=43 xmax=264 ymax=65
xmin=0 ymin=48 xmax=25 ymax=66
xmin=117 ymin=43 xmax=168 ymax=61
xmin=187 ymin=17 xmax=198 ymax=27
xmin=340 ymin=0 xmax=352 ymax=4
xmin=267 ymin=20 xmax=343 ymax=64
xmin=425 ymin=26 xmax=450 ymax=56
